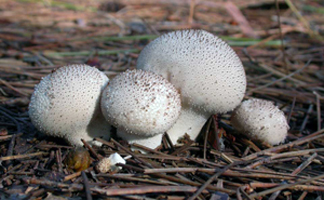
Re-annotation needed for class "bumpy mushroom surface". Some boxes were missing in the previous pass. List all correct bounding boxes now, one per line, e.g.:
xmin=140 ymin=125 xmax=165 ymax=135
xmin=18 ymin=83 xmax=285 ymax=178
xmin=101 ymin=69 xmax=181 ymax=149
xmin=231 ymin=98 xmax=289 ymax=145
xmin=137 ymin=29 xmax=246 ymax=144
xmin=29 ymin=64 xmax=111 ymax=146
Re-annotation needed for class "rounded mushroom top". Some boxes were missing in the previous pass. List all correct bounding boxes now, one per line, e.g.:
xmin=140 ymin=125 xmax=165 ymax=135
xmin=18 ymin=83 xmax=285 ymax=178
xmin=231 ymin=98 xmax=289 ymax=145
xmin=137 ymin=29 xmax=246 ymax=114
xmin=101 ymin=69 xmax=181 ymax=136
xmin=29 ymin=64 xmax=109 ymax=138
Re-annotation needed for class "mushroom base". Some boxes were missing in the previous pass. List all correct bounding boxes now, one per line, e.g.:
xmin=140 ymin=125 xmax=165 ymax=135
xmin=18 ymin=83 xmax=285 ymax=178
xmin=117 ymin=128 xmax=163 ymax=151
xmin=166 ymin=107 xmax=210 ymax=144
xmin=66 ymin=112 xmax=111 ymax=146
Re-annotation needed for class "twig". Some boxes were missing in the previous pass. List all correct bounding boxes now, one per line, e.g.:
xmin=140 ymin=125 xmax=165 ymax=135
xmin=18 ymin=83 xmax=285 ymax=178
xmin=131 ymin=143 xmax=160 ymax=153
xmin=224 ymin=1 xmax=257 ymax=38
xmin=246 ymin=148 xmax=324 ymax=169
xmin=97 ymin=174 xmax=171 ymax=185
xmin=111 ymin=138 xmax=153 ymax=168
xmin=92 ymin=186 xmax=207 ymax=196
xmin=94 ymin=137 xmax=116 ymax=149
xmin=145 ymin=167 xmax=304 ymax=181
xmin=275 ymin=0 xmax=288 ymax=74
xmin=64 ymin=171 xmax=82 ymax=182
xmin=45 ymin=49 xmax=139 ymax=57
xmin=0 ymin=67 xmax=43 ymax=79
xmin=188 ymin=162 xmax=238 ymax=200
xmin=269 ymin=152 xmax=318 ymax=199
xmin=152 ymin=173 xmax=235 ymax=194
xmin=285 ymin=0 xmax=321 ymax=39
xmin=300 ymin=104 xmax=313 ymax=132
xmin=298 ymin=191 xmax=308 ymax=200
xmin=243 ymin=128 xmax=324 ymax=160
xmin=132 ymin=143 xmax=179 ymax=159
xmin=250 ymin=182 xmax=324 ymax=192
xmin=73 ymin=34 xmax=158 ymax=42
xmin=5 ymin=133 xmax=16 ymax=165
xmin=0 ymin=152 xmax=48 ymax=161
xmin=0 ymin=132 xmax=23 ymax=141
xmin=56 ymin=148 xmax=63 ymax=173
xmin=23 ymin=177 xmax=84 ymax=191
xmin=188 ymin=0 xmax=195 ymax=25
xmin=81 ymin=171 xmax=93 ymax=200
xmin=257 ymin=63 xmax=306 ymax=85
xmin=237 ymin=185 xmax=252 ymax=200
xmin=170 ymin=140 xmax=194 ymax=156
xmin=144 ymin=167 xmax=217 ymax=174
xmin=116 ymin=163 xmax=144 ymax=173
xmin=313 ymin=91 xmax=322 ymax=131
xmin=248 ymin=59 xmax=311 ymax=94
xmin=0 ymin=109 xmax=22 ymax=133
xmin=163 ymin=132 xmax=175 ymax=150
xmin=292 ymin=153 xmax=317 ymax=175
xmin=81 ymin=139 xmax=101 ymax=160
xmin=249 ymin=174 xmax=324 ymax=198
xmin=203 ymin=118 xmax=212 ymax=159
xmin=0 ymin=79 xmax=29 ymax=96
xmin=287 ymin=96 xmax=296 ymax=124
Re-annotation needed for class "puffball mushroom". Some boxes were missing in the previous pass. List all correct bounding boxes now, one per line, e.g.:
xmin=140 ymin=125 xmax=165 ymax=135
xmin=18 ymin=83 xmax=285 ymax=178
xmin=101 ymin=69 xmax=181 ymax=149
xmin=230 ymin=98 xmax=289 ymax=145
xmin=29 ymin=64 xmax=111 ymax=146
xmin=137 ymin=29 xmax=246 ymax=144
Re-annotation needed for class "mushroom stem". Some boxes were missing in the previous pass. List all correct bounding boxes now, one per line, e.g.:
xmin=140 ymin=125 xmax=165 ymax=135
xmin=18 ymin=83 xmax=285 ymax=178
xmin=167 ymin=106 xmax=210 ymax=144
xmin=117 ymin=128 xmax=163 ymax=150
xmin=65 ymin=107 xmax=111 ymax=146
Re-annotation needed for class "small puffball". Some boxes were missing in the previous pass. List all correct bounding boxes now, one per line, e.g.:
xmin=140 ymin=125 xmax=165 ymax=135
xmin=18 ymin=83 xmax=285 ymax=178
xmin=28 ymin=64 xmax=111 ymax=146
xmin=101 ymin=69 xmax=181 ymax=137
xmin=96 ymin=153 xmax=126 ymax=173
xmin=231 ymin=98 xmax=289 ymax=145
xmin=101 ymin=69 xmax=181 ymax=150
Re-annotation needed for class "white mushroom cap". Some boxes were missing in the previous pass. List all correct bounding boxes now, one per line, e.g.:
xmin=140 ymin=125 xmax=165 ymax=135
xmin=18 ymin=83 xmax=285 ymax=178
xmin=101 ymin=69 xmax=181 ymax=138
xmin=29 ymin=64 xmax=111 ymax=146
xmin=96 ymin=153 xmax=126 ymax=173
xmin=137 ymin=29 xmax=246 ymax=143
xmin=230 ymin=98 xmax=289 ymax=145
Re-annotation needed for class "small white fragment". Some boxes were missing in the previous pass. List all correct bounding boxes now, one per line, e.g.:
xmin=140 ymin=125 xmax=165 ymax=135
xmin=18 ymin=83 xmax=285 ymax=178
xmin=96 ymin=153 xmax=126 ymax=173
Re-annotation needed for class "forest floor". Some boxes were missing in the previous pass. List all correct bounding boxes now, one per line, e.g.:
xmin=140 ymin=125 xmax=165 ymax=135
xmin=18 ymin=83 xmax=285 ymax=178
xmin=0 ymin=0 xmax=323 ymax=199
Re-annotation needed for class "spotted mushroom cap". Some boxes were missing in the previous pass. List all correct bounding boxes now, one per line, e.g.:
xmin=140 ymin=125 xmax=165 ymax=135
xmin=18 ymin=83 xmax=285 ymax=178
xmin=137 ymin=29 xmax=246 ymax=114
xmin=230 ymin=98 xmax=289 ymax=145
xmin=29 ymin=64 xmax=110 ymax=146
xmin=101 ymin=69 xmax=181 ymax=136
